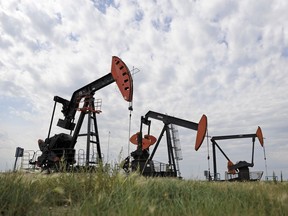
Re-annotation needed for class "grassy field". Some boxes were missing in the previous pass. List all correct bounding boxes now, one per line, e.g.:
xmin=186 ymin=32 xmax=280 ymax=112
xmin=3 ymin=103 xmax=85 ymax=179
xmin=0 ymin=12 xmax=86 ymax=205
xmin=0 ymin=168 xmax=287 ymax=216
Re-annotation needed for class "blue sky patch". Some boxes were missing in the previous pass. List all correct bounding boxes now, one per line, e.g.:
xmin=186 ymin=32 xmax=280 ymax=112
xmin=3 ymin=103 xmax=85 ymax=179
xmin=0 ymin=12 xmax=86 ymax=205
xmin=91 ymin=0 xmax=115 ymax=14
xmin=281 ymin=47 xmax=288 ymax=58
xmin=152 ymin=16 xmax=172 ymax=32
xmin=68 ymin=32 xmax=80 ymax=42
xmin=135 ymin=10 xmax=144 ymax=22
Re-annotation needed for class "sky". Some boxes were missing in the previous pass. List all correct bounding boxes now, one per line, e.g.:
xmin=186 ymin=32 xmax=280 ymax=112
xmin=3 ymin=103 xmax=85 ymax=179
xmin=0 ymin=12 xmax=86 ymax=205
xmin=0 ymin=0 xmax=287 ymax=180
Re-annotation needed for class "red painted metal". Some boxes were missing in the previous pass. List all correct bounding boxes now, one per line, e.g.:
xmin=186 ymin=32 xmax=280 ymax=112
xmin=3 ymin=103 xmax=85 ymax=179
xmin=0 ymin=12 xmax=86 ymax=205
xmin=111 ymin=56 xmax=133 ymax=102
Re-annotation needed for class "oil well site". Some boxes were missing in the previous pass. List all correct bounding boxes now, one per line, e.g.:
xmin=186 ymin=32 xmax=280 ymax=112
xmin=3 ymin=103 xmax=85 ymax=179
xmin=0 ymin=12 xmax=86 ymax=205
xmin=11 ymin=56 xmax=278 ymax=182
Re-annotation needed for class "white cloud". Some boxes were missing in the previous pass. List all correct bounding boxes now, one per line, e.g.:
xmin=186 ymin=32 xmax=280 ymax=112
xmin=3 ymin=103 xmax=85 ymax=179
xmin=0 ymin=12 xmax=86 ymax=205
xmin=0 ymin=0 xmax=287 ymax=180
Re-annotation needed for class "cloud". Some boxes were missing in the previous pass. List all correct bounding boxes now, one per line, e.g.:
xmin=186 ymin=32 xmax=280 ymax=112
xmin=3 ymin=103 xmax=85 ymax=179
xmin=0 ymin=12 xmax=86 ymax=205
xmin=0 ymin=0 xmax=287 ymax=180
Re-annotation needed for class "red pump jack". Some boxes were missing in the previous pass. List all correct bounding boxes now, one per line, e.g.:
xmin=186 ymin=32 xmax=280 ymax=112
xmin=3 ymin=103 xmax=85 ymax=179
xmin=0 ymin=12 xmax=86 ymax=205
xmin=32 ymin=56 xmax=133 ymax=171
xmin=202 ymin=127 xmax=264 ymax=181
xmin=123 ymin=111 xmax=207 ymax=177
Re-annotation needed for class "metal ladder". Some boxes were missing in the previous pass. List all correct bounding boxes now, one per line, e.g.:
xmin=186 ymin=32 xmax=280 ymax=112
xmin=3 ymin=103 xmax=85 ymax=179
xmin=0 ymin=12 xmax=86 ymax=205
xmin=78 ymin=97 xmax=102 ymax=166
xmin=170 ymin=124 xmax=183 ymax=177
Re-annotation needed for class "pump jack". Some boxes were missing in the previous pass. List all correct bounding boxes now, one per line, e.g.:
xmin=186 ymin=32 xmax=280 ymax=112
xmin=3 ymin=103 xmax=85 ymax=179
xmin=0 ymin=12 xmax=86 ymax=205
xmin=31 ymin=56 xmax=133 ymax=171
xmin=123 ymin=111 xmax=207 ymax=177
xmin=202 ymin=127 xmax=264 ymax=181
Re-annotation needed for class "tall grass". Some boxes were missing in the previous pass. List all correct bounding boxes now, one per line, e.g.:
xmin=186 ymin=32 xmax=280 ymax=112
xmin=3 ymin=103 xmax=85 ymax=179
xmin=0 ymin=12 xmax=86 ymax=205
xmin=0 ymin=168 xmax=287 ymax=216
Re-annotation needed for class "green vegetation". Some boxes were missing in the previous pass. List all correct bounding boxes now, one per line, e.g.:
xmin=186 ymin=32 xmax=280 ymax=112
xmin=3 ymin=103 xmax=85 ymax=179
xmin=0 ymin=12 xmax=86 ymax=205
xmin=0 ymin=168 xmax=287 ymax=216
